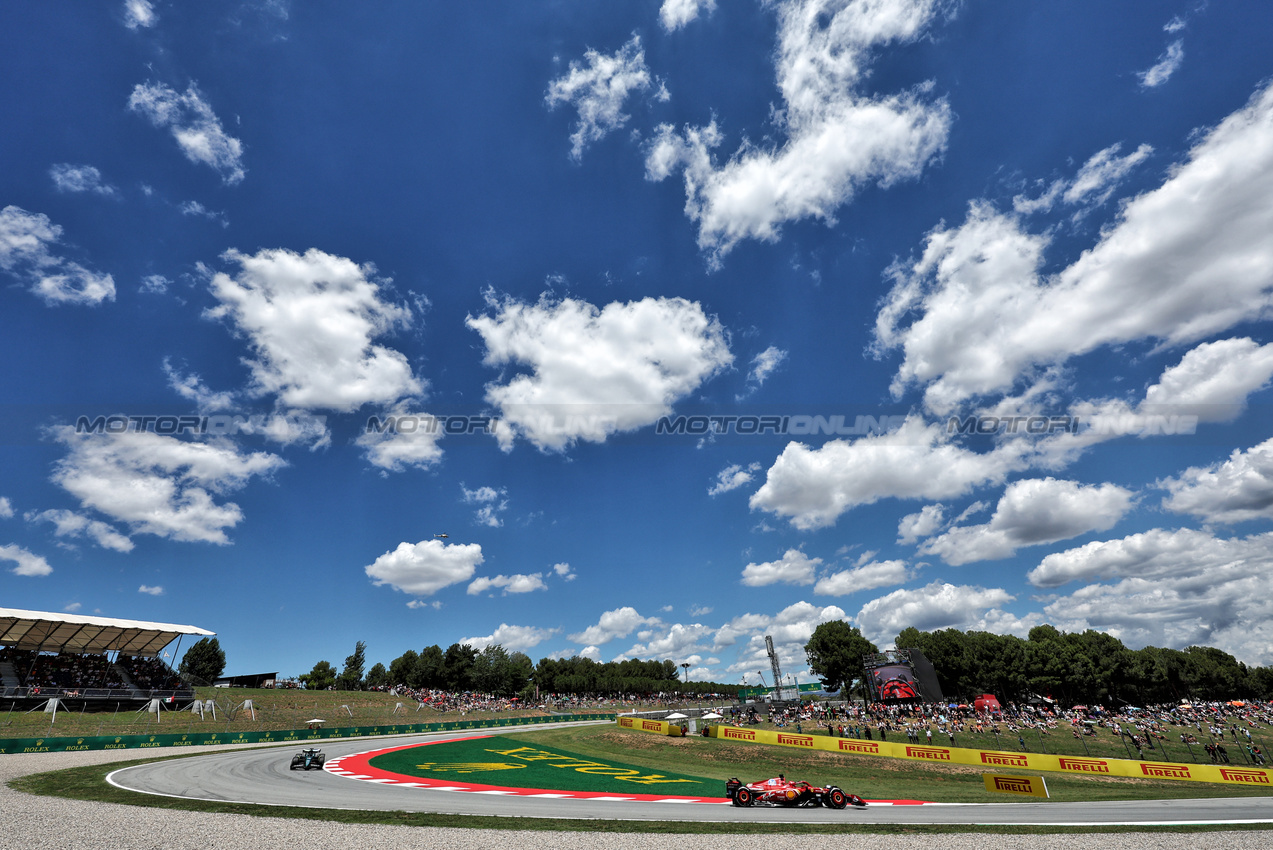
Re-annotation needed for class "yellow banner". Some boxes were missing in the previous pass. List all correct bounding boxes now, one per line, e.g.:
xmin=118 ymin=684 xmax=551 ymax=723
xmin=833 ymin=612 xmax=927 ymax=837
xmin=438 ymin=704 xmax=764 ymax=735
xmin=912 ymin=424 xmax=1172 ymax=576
xmin=616 ymin=716 xmax=683 ymax=736
xmin=984 ymin=773 xmax=1049 ymax=798
xmin=701 ymin=725 xmax=1272 ymax=787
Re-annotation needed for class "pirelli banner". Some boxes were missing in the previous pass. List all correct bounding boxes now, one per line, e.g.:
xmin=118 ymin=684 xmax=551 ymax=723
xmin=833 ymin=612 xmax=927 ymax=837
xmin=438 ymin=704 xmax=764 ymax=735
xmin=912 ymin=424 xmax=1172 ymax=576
xmin=616 ymin=716 xmax=685 ymax=736
xmin=705 ymin=725 xmax=1272 ymax=788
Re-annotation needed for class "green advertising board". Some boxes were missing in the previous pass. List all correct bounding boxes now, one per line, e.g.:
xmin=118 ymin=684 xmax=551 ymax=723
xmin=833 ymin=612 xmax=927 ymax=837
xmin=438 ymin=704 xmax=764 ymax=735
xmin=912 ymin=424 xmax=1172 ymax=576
xmin=0 ymin=713 xmax=616 ymax=755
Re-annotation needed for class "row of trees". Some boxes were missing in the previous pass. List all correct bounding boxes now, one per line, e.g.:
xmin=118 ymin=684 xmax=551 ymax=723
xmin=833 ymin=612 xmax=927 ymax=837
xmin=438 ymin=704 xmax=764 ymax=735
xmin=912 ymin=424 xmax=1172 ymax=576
xmin=296 ymin=643 xmax=738 ymax=699
xmin=804 ymin=621 xmax=1273 ymax=705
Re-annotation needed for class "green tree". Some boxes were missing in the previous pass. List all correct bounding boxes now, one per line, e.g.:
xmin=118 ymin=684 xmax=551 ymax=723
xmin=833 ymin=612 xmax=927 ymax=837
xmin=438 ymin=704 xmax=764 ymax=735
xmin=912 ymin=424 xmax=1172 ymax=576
xmin=805 ymin=621 xmax=878 ymax=696
xmin=365 ymin=662 xmax=388 ymax=690
xmin=414 ymin=644 xmax=445 ymax=689
xmin=300 ymin=660 xmax=336 ymax=690
xmin=336 ymin=640 xmax=366 ymax=690
xmin=179 ymin=637 xmax=226 ymax=684
xmin=442 ymin=643 xmax=477 ymax=690
xmin=388 ymin=650 xmax=418 ymax=687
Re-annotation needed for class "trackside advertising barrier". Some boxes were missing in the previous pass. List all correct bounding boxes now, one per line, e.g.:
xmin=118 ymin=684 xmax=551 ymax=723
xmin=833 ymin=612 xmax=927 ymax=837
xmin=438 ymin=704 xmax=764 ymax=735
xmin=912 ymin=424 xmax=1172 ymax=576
xmin=616 ymin=716 xmax=685 ymax=736
xmin=0 ymin=713 xmax=615 ymax=755
xmin=704 ymin=725 xmax=1273 ymax=788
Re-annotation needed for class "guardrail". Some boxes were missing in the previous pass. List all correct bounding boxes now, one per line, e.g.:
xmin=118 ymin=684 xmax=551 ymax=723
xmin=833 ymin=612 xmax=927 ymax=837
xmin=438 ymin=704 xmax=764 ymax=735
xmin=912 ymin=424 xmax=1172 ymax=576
xmin=0 ymin=712 xmax=616 ymax=754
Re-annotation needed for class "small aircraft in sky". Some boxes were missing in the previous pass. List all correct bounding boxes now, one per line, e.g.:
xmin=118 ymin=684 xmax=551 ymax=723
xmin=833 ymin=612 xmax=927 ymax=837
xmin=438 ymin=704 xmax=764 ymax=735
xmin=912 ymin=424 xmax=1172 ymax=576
xmin=434 ymin=533 xmax=449 ymax=538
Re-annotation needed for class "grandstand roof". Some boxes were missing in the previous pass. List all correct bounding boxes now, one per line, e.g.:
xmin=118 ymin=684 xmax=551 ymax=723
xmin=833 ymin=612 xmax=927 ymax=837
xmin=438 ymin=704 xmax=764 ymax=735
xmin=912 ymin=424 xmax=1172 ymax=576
xmin=0 ymin=607 xmax=214 ymax=657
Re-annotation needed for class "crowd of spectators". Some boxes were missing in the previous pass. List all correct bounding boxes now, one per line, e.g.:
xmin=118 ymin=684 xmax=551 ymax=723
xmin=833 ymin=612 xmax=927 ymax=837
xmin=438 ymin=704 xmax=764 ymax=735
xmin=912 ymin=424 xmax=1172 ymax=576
xmin=0 ymin=646 xmax=186 ymax=695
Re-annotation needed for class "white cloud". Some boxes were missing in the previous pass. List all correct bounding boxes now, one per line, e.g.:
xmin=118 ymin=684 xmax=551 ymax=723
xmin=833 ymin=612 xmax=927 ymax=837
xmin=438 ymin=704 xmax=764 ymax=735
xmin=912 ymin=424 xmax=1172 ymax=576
xmin=205 ymin=248 xmax=422 ymax=412
xmin=163 ymin=358 xmax=236 ymax=412
xmin=553 ymin=562 xmax=576 ymax=581
xmin=138 ymin=584 xmax=164 ymax=596
xmin=715 ymin=601 xmax=848 ymax=676
xmin=122 ymin=0 xmax=157 ymax=29
xmin=1027 ymin=528 xmax=1273 ymax=665
xmin=646 ymin=0 xmax=951 ymax=267
xmin=919 ymin=478 xmax=1134 ymax=565
xmin=546 ymin=34 xmax=655 ymax=160
xmin=855 ymin=581 xmax=1018 ymax=647
xmin=128 ymin=82 xmax=245 ymax=183
xmin=365 ymin=539 xmax=484 ymax=597
xmin=814 ymin=559 xmax=912 ymax=595
xmin=568 ymin=606 xmax=654 ymax=645
xmin=1064 ymin=143 xmax=1153 ymax=207
xmin=49 ymin=164 xmax=118 ymax=197
xmin=1138 ymin=39 xmax=1184 ymax=89
xmin=461 ymin=623 xmax=560 ymax=651
xmin=660 ymin=0 xmax=715 ymax=31
xmin=0 ymin=497 xmax=12 ymax=519
xmin=468 ymin=294 xmax=731 ymax=451
xmin=1142 ymin=337 xmax=1273 ymax=422
xmin=877 ymin=79 xmax=1273 ymax=414
xmin=1160 ymin=438 xmax=1273 ymax=524
xmin=750 ymin=417 xmax=1038 ymax=529
xmin=26 ymin=509 xmax=134 ymax=553
xmin=0 ymin=544 xmax=53 ymax=577
xmin=179 ymin=200 xmax=227 ymax=225
xmin=467 ymin=573 xmax=547 ymax=595
xmin=746 ymin=346 xmax=787 ymax=387
xmin=741 ymin=548 xmax=821 ymax=586
xmin=620 ymin=622 xmax=714 ymax=662
xmin=141 ymin=274 xmax=170 ymax=295
xmin=50 ymin=428 xmax=285 ymax=545
xmin=708 ymin=462 xmax=761 ymax=496
xmin=356 ymin=405 xmax=445 ymax=472
xmin=0 ymin=206 xmax=116 ymax=306
xmin=897 ymin=503 xmax=944 ymax=544
xmin=463 ymin=484 xmax=508 ymax=527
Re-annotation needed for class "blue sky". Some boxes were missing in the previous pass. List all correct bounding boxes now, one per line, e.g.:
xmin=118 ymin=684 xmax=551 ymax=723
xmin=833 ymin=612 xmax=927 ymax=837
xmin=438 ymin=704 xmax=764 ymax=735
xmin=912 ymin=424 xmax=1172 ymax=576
xmin=4 ymin=1 xmax=1273 ymax=686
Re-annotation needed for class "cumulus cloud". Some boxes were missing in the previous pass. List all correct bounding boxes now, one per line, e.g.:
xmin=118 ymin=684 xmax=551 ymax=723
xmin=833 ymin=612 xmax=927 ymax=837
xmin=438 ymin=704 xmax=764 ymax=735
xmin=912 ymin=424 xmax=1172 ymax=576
xmin=461 ymin=623 xmax=559 ymax=651
xmin=1138 ymin=39 xmax=1184 ymax=89
xmin=49 ymin=164 xmax=119 ymax=197
xmin=745 ymin=346 xmax=787 ymax=390
xmin=1026 ymin=528 xmax=1273 ymax=665
xmin=708 ymin=462 xmax=761 ymax=496
xmin=0 ymin=206 xmax=116 ymax=305
xmin=0 ymin=497 xmax=12 ymax=519
xmin=749 ymin=417 xmax=1039 ymax=529
xmin=139 ymin=584 xmax=164 ymax=595
xmin=568 ymin=606 xmax=655 ymax=645
xmin=25 ymin=509 xmax=134 ymax=553
xmin=814 ymin=559 xmax=912 ymax=595
xmin=897 ymin=503 xmax=944 ymax=544
xmin=205 ymin=248 xmax=422 ymax=412
xmin=919 ymin=478 xmax=1134 ymax=565
xmin=50 ymin=428 xmax=285 ymax=545
xmin=646 ymin=0 xmax=952 ymax=267
xmin=1014 ymin=143 xmax=1153 ymax=215
xmin=365 ymin=539 xmax=484 ymax=597
xmin=0 ymin=543 xmax=53 ymax=576
xmin=467 ymin=573 xmax=547 ymax=595
xmin=660 ymin=0 xmax=715 ymax=31
xmin=877 ymin=80 xmax=1273 ymax=414
xmin=355 ymin=404 xmax=445 ymax=472
xmin=462 ymin=485 xmax=508 ymax=527
xmin=741 ymin=548 xmax=821 ymax=586
xmin=714 ymin=601 xmax=848 ymax=677
xmin=122 ymin=0 xmax=157 ymax=29
xmin=467 ymin=294 xmax=731 ymax=451
xmin=1160 ymin=438 xmax=1273 ymax=524
xmin=553 ymin=562 xmax=576 ymax=581
xmin=128 ymin=82 xmax=245 ymax=183
xmin=855 ymin=581 xmax=1020 ymax=647
xmin=546 ymin=34 xmax=657 ymax=160
xmin=1142 ymin=338 xmax=1273 ymax=422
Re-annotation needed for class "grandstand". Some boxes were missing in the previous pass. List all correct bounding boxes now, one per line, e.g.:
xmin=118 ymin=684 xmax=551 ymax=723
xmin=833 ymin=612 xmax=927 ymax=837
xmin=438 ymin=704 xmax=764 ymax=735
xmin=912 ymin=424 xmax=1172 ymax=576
xmin=0 ymin=607 xmax=213 ymax=711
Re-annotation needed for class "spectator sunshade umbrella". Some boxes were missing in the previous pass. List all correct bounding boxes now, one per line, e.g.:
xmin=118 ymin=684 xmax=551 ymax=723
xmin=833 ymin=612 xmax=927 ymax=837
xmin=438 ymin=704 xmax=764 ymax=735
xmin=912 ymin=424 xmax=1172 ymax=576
xmin=665 ymin=712 xmax=688 ymax=719
xmin=702 ymin=712 xmax=724 ymax=719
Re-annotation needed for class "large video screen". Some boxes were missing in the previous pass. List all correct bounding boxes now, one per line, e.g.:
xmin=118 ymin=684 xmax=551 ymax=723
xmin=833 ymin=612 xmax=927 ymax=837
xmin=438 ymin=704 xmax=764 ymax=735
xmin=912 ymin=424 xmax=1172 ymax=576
xmin=866 ymin=663 xmax=922 ymax=702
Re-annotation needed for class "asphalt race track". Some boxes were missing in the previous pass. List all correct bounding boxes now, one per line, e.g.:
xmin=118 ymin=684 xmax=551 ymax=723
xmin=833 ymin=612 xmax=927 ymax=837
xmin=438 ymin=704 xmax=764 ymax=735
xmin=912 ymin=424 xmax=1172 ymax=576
xmin=107 ymin=724 xmax=1273 ymax=827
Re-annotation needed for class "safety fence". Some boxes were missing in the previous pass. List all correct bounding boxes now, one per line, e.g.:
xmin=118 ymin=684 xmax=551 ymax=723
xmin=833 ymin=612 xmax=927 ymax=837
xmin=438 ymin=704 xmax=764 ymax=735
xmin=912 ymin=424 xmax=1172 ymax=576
xmin=698 ymin=724 xmax=1272 ymax=788
xmin=0 ymin=712 xmax=616 ymax=754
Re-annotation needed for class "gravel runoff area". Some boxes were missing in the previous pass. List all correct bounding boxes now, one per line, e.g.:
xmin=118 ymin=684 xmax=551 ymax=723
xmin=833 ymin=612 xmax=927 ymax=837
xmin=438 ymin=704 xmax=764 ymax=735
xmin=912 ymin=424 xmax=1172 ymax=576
xmin=1 ymin=744 xmax=1268 ymax=850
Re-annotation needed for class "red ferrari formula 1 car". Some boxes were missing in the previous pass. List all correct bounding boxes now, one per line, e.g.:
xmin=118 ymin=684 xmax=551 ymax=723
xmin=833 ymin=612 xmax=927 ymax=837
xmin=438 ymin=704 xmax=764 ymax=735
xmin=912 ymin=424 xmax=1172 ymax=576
xmin=725 ymin=775 xmax=866 ymax=808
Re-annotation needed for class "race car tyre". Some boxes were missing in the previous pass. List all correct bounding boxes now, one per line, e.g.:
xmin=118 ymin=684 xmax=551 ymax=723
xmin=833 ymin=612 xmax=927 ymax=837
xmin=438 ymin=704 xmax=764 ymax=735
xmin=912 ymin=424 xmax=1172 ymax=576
xmin=735 ymin=787 xmax=754 ymax=807
xmin=825 ymin=788 xmax=848 ymax=809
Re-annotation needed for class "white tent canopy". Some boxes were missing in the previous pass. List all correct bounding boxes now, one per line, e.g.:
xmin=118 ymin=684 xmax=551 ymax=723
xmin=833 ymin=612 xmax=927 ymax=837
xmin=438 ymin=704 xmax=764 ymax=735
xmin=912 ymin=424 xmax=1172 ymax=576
xmin=0 ymin=607 xmax=214 ymax=657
